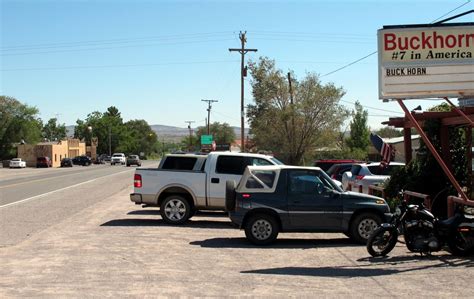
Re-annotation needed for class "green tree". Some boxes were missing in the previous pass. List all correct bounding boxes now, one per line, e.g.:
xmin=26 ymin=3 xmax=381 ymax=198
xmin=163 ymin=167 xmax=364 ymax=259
xmin=118 ymin=119 xmax=158 ymax=156
xmin=247 ymin=57 xmax=348 ymax=165
xmin=0 ymin=96 xmax=42 ymax=159
xmin=346 ymin=101 xmax=370 ymax=152
xmin=195 ymin=122 xmax=236 ymax=145
xmin=42 ymin=117 xmax=67 ymax=141
xmin=375 ymin=127 xmax=403 ymax=138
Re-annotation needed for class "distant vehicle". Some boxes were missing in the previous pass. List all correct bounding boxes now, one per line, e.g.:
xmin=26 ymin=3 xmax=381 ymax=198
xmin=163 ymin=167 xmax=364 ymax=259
xmin=341 ymin=162 xmax=405 ymax=193
xmin=9 ymin=158 xmax=26 ymax=168
xmin=126 ymin=155 xmax=141 ymax=167
xmin=36 ymin=157 xmax=52 ymax=168
xmin=72 ymin=156 xmax=92 ymax=166
xmin=60 ymin=158 xmax=73 ymax=167
xmin=226 ymin=165 xmax=390 ymax=245
xmin=111 ymin=153 xmax=126 ymax=165
xmin=313 ymin=159 xmax=365 ymax=172
xmin=94 ymin=154 xmax=110 ymax=164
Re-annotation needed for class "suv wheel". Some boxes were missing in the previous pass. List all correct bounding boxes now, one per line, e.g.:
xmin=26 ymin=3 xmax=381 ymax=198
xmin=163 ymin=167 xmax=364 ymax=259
xmin=349 ymin=213 xmax=382 ymax=244
xmin=245 ymin=214 xmax=279 ymax=245
xmin=160 ymin=196 xmax=191 ymax=225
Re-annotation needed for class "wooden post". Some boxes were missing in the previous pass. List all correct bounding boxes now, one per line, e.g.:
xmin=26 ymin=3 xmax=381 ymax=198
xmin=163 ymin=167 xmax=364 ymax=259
xmin=404 ymin=127 xmax=412 ymax=163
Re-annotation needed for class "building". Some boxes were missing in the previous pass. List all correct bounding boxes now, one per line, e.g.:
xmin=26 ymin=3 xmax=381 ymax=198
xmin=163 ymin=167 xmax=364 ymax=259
xmin=17 ymin=139 xmax=86 ymax=167
xmin=369 ymin=135 xmax=421 ymax=163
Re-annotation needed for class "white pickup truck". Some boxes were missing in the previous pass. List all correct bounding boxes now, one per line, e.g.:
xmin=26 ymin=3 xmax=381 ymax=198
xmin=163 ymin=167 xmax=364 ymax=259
xmin=130 ymin=152 xmax=283 ymax=224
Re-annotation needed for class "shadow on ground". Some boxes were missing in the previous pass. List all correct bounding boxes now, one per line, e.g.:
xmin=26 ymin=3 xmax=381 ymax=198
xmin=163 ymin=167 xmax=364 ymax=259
xmin=241 ymin=266 xmax=399 ymax=277
xmin=127 ymin=210 xmax=228 ymax=218
xmin=100 ymin=218 xmax=233 ymax=229
xmin=358 ymin=253 xmax=474 ymax=267
xmin=190 ymin=237 xmax=355 ymax=249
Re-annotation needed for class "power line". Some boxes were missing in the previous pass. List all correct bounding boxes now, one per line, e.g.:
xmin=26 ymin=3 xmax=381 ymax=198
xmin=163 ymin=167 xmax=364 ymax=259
xmin=321 ymin=1 xmax=471 ymax=77
xmin=1 ymin=60 xmax=239 ymax=72
xmin=340 ymin=99 xmax=404 ymax=115
xmin=1 ymin=31 xmax=234 ymax=51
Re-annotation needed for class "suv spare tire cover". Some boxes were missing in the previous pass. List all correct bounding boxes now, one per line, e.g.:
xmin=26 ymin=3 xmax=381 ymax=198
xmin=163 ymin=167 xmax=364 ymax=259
xmin=225 ymin=180 xmax=237 ymax=211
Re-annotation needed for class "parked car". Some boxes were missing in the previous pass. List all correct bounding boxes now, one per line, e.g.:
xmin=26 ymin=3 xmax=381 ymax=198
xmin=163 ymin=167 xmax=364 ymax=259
xmin=341 ymin=162 xmax=405 ymax=193
xmin=60 ymin=158 xmax=73 ymax=167
xmin=130 ymin=152 xmax=283 ymax=224
xmin=313 ymin=159 xmax=364 ymax=172
xmin=226 ymin=165 xmax=390 ymax=245
xmin=111 ymin=153 xmax=126 ymax=165
xmin=96 ymin=154 xmax=109 ymax=164
xmin=326 ymin=163 xmax=360 ymax=181
xmin=9 ymin=158 xmax=26 ymax=168
xmin=36 ymin=157 xmax=52 ymax=168
xmin=72 ymin=155 xmax=92 ymax=166
xmin=126 ymin=155 xmax=141 ymax=167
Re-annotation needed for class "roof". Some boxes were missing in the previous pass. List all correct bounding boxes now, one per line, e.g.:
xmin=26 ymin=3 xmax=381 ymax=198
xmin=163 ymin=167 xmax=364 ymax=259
xmin=382 ymin=135 xmax=420 ymax=144
xmin=247 ymin=165 xmax=323 ymax=172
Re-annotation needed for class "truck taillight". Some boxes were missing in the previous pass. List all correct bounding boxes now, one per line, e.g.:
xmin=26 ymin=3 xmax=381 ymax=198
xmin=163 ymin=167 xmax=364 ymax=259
xmin=355 ymin=175 xmax=365 ymax=180
xmin=134 ymin=174 xmax=142 ymax=188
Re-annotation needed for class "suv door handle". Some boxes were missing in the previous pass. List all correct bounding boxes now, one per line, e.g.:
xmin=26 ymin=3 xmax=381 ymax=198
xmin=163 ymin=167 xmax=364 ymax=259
xmin=211 ymin=178 xmax=220 ymax=184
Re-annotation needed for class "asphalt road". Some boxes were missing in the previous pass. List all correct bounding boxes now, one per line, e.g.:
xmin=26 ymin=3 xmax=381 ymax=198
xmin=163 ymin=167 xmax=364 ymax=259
xmin=0 ymin=161 xmax=159 ymax=247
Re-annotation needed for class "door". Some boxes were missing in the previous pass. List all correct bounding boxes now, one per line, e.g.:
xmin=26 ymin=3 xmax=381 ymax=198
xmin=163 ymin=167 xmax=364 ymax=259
xmin=287 ymin=169 xmax=343 ymax=230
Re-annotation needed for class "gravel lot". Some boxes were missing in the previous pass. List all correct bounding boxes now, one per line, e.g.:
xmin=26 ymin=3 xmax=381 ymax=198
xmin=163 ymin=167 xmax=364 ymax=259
xmin=1 ymin=179 xmax=473 ymax=297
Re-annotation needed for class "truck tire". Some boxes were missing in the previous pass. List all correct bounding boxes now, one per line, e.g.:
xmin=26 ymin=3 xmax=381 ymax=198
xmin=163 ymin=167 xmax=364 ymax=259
xmin=244 ymin=213 xmax=279 ymax=245
xmin=225 ymin=180 xmax=237 ymax=211
xmin=349 ymin=212 xmax=382 ymax=244
xmin=160 ymin=195 xmax=191 ymax=225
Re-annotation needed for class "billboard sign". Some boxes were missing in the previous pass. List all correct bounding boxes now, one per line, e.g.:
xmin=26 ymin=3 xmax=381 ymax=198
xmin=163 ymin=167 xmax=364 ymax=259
xmin=378 ymin=23 xmax=474 ymax=99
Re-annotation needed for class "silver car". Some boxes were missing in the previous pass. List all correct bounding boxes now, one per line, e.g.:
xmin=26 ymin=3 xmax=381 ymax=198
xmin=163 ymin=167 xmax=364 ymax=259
xmin=341 ymin=162 xmax=405 ymax=193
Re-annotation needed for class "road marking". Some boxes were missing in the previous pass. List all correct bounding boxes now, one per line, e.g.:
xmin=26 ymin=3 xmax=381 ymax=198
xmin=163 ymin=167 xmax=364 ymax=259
xmin=0 ymin=169 xmax=134 ymax=209
xmin=0 ymin=167 xmax=108 ymax=189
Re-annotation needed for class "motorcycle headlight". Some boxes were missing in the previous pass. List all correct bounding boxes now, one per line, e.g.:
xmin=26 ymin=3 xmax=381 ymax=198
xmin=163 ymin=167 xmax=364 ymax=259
xmin=395 ymin=207 xmax=401 ymax=216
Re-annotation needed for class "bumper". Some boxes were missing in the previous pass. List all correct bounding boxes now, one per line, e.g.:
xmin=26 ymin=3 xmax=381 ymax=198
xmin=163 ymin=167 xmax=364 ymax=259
xmin=229 ymin=210 xmax=246 ymax=227
xmin=130 ymin=193 xmax=142 ymax=204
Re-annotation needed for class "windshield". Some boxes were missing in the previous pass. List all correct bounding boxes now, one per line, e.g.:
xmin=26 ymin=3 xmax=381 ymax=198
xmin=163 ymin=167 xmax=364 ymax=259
xmin=270 ymin=157 xmax=284 ymax=165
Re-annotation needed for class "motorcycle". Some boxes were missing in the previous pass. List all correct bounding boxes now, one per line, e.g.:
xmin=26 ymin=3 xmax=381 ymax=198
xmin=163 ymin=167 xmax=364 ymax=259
xmin=367 ymin=200 xmax=474 ymax=257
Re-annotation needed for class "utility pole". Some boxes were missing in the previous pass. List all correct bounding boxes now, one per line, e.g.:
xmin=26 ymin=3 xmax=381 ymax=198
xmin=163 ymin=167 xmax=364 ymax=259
xmin=201 ymin=99 xmax=218 ymax=135
xmin=185 ymin=120 xmax=195 ymax=152
xmin=229 ymin=31 xmax=257 ymax=152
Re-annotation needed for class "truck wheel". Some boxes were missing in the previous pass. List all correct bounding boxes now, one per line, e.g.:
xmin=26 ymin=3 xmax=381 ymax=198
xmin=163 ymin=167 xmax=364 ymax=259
xmin=160 ymin=196 xmax=191 ymax=225
xmin=245 ymin=214 xmax=279 ymax=245
xmin=349 ymin=213 xmax=382 ymax=244
xmin=225 ymin=180 xmax=237 ymax=211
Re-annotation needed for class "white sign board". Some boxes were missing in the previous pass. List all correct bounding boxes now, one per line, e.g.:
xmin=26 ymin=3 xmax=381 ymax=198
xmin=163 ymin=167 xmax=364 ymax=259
xmin=378 ymin=24 xmax=474 ymax=100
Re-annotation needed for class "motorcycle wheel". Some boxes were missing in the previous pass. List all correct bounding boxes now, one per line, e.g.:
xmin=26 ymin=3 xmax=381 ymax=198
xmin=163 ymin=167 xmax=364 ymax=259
xmin=367 ymin=227 xmax=398 ymax=257
xmin=447 ymin=232 xmax=472 ymax=256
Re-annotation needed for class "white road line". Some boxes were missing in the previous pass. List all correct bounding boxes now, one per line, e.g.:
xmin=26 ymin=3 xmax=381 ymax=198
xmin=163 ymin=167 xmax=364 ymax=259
xmin=0 ymin=169 xmax=134 ymax=209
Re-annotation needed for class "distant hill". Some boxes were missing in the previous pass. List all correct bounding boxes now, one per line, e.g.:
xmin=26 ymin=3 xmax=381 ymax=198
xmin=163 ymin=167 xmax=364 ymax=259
xmin=66 ymin=124 xmax=248 ymax=143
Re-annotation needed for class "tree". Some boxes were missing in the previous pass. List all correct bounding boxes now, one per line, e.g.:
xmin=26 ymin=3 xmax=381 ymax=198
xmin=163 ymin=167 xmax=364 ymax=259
xmin=247 ymin=57 xmax=348 ymax=165
xmin=195 ymin=122 xmax=236 ymax=145
xmin=118 ymin=119 xmax=158 ymax=155
xmin=0 ymin=96 xmax=42 ymax=159
xmin=375 ymin=127 xmax=403 ymax=138
xmin=346 ymin=101 xmax=370 ymax=152
xmin=42 ymin=118 xmax=66 ymax=141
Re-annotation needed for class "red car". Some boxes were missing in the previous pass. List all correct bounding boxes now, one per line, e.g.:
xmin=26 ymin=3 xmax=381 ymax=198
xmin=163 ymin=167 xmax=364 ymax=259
xmin=313 ymin=159 xmax=364 ymax=172
xmin=36 ymin=156 xmax=52 ymax=168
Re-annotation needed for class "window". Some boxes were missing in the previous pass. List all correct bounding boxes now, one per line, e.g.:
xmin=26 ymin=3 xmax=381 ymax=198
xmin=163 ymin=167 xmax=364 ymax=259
xmin=289 ymin=170 xmax=334 ymax=195
xmin=162 ymin=157 xmax=197 ymax=170
xmin=55 ymin=154 xmax=57 ymax=162
xmin=216 ymin=156 xmax=245 ymax=175
xmin=251 ymin=158 xmax=273 ymax=166
xmin=245 ymin=170 xmax=276 ymax=189
xmin=367 ymin=164 xmax=403 ymax=175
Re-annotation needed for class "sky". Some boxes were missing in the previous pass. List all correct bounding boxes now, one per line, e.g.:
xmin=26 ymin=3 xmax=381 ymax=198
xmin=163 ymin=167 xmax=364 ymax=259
xmin=1 ymin=0 xmax=473 ymax=131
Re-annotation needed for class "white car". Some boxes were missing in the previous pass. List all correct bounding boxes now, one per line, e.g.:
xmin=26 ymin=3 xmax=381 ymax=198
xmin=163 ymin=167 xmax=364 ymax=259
xmin=9 ymin=158 xmax=26 ymax=168
xmin=111 ymin=153 xmax=126 ymax=165
xmin=341 ymin=162 xmax=405 ymax=193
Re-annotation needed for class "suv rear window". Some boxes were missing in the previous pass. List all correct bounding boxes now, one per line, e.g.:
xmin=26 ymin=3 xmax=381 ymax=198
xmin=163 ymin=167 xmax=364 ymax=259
xmin=245 ymin=170 xmax=276 ymax=189
xmin=162 ymin=157 xmax=197 ymax=170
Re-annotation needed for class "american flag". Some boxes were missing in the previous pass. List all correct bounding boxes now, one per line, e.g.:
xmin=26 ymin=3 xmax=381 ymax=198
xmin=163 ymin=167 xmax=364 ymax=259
xmin=370 ymin=133 xmax=395 ymax=168
xmin=380 ymin=142 xmax=394 ymax=167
